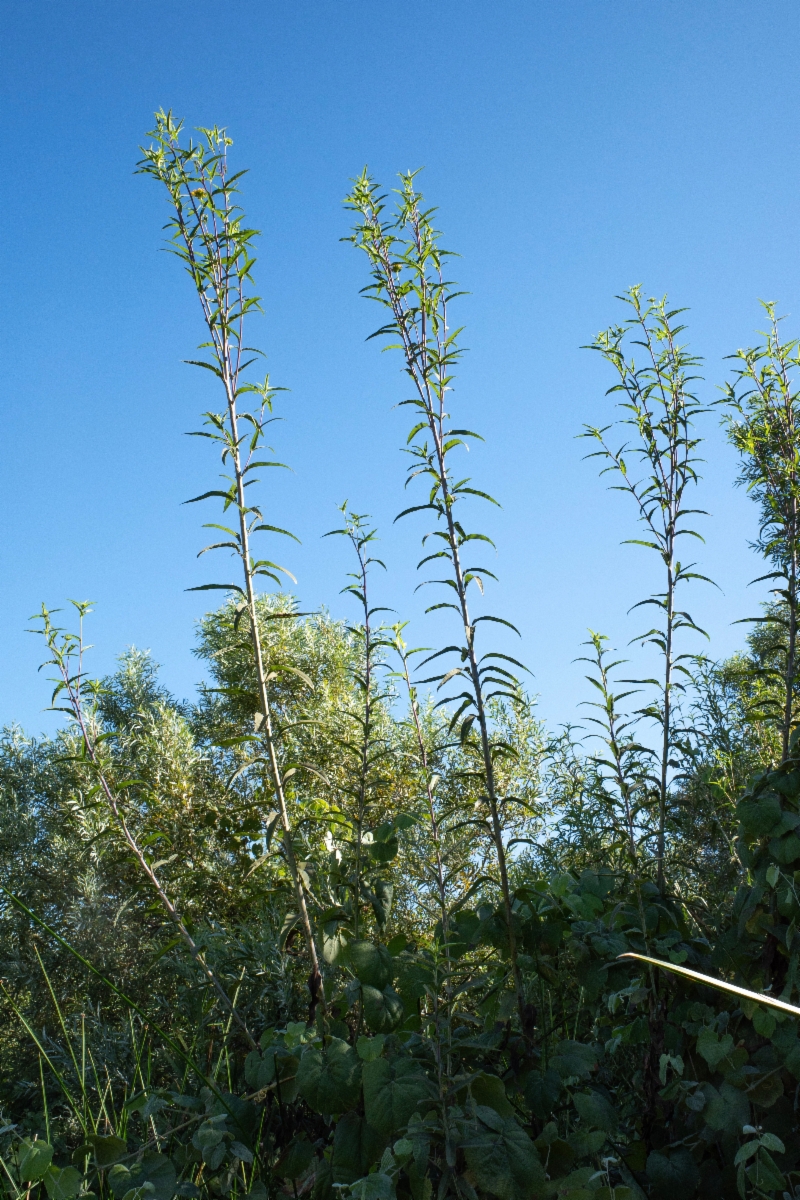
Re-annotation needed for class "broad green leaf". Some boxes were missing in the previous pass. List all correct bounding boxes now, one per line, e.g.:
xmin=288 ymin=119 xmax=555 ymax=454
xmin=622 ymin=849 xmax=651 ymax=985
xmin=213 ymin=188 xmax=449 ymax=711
xmin=747 ymin=1151 xmax=784 ymax=1194
xmin=696 ymin=1027 xmax=734 ymax=1069
xmin=362 ymin=985 xmax=404 ymax=1034
xmin=245 ymin=1048 xmax=273 ymax=1089
xmin=230 ymin=1141 xmax=253 ymax=1164
xmin=733 ymin=1141 xmax=760 ymax=1167
xmin=357 ymin=1034 xmax=386 ymax=1062
xmin=42 ymin=1166 xmax=82 ymax=1200
xmin=89 ymin=1135 xmax=128 ymax=1167
xmin=470 ymin=1073 xmax=515 ymax=1119
xmin=752 ymin=1006 xmax=776 ymax=1038
xmin=322 ymin=924 xmax=349 ymax=966
xmin=524 ymin=1068 xmax=562 ymax=1117
xmin=737 ymin=794 xmax=782 ymax=837
xmin=370 ymin=836 xmax=399 ymax=863
xmin=277 ymin=1136 xmax=313 ymax=1181
xmin=363 ymin=1057 xmax=433 ymax=1138
xmin=332 ymin=1111 xmax=384 ymax=1184
xmin=646 ymin=1149 xmax=699 ymax=1196
xmin=572 ymin=1090 xmax=617 ymax=1134
xmin=18 ymin=1140 xmax=54 ymax=1182
xmin=549 ymin=1040 xmax=597 ymax=1080
xmin=567 ymin=1129 xmax=607 ymax=1158
xmin=312 ymin=1160 xmax=334 ymax=1200
xmin=245 ymin=1047 xmax=298 ymax=1097
xmin=108 ymin=1153 xmax=176 ymax=1200
xmin=348 ymin=941 xmax=394 ymax=989
xmin=350 ymin=1172 xmax=395 ymax=1200
xmin=372 ymin=881 xmax=394 ymax=929
xmin=297 ymin=1038 xmax=362 ymax=1115
xmin=461 ymin=1106 xmax=545 ymax=1200
xmin=703 ymin=1082 xmax=750 ymax=1134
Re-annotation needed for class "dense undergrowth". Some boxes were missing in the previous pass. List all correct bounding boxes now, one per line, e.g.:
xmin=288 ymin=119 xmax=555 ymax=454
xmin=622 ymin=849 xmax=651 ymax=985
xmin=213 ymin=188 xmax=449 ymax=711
xmin=2 ymin=112 xmax=800 ymax=1200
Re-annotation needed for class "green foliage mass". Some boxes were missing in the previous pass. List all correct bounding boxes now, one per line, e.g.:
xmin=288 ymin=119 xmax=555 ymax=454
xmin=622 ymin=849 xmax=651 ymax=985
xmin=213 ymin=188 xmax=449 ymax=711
xmin=4 ymin=112 xmax=800 ymax=1200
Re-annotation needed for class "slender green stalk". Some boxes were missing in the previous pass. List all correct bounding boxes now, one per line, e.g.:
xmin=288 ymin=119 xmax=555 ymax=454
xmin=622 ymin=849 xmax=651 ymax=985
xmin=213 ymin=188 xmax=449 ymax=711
xmin=577 ymin=632 xmax=650 ymax=876
xmin=391 ymin=627 xmax=450 ymax=939
xmin=138 ymin=112 xmax=324 ymax=1011
xmin=326 ymin=507 xmax=392 ymax=937
xmin=326 ymin=506 xmax=393 ymax=936
xmin=585 ymin=289 xmax=712 ymax=891
xmin=391 ymin=628 xmax=456 ymax=1164
xmin=346 ymin=170 xmax=527 ymax=1021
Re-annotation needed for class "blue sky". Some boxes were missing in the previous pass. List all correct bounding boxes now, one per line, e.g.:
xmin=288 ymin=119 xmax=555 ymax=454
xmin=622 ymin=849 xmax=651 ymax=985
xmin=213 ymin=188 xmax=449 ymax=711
xmin=2 ymin=1 xmax=799 ymax=736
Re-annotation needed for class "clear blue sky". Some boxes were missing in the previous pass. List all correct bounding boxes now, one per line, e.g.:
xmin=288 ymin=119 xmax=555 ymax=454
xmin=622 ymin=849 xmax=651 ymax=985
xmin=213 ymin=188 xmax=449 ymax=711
xmin=2 ymin=1 xmax=799 ymax=736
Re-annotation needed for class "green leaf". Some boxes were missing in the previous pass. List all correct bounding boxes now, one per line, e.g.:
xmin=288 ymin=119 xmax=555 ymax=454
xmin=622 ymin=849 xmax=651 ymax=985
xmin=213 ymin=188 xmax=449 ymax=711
xmin=18 ymin=1140 xmax=54 ymax=1182
xmin=567 ymin=1129 xmax=607 ymax=1159
xmin=357 ymin=1034 xmax=386 ymax=1062
xmin=646 ymin=1149 xmax=699 ymax=1197
xmin=277 ymin=1136 xmax=314 ymax=1181
xmin=244 ymin=1049 xmax=272 ymax=1089
xmin=347 ymin=941 xmax=394 ymax=989
xmin=322 ymin=923 xmax=349 ymax=966
xmin=362 ymin=985 xmax=404 ymax=1034
xmin=572 ymin=1090 xmax=617 ymax=1134
xmin=461 ymin=1106 xmax=545 ymax=1200
xmin=549 ymin=1041 xmax=597 ymax=1080
xmin=748 ymin=1070 xmax=784 ymax=1108
xmin=297 ymin=1038 xmax=362 ymax=1115
xmin=752 ymin=1006 xmax=777 ymax=1038
xmin=371 ymin=881 xmax=394 ymax=929
xmin=733 ymin=1141 xmax=760 ymax=1167
xmin=470 ymin=1073 xmax=515 ymax=1119
xmin=88 ymin=1135 xmax=127 ymax=1167
xmin=370 ymin=836 xmax=399 ymax=863
xmin=363 ymin=1057 xmax=433 ymax=1138
xmin=703 ymin=1082 xmax=750 ymax=1134
xmin=351 ymin=1172 xmax=395 ymax=1200
xmin=524 ymin=1068 xmax=562 ymax=1118
xmin=108 ymin=1153 xmax=176 ymax=1200
xmin=312 ymin=1160 xmax=334 ymax=1200
xmin=42 ymin=1166 xmax=82 ymax=1200
xmin=696 ymin=1027 xmax=734 ymax=1069
xmin=737 ymin=794 xmax=783 ymax=837
xmin=332 ymin=1111 xmax=384 ymax=1184
xmin=747 ymin=1150 xmax=784 ymax=1194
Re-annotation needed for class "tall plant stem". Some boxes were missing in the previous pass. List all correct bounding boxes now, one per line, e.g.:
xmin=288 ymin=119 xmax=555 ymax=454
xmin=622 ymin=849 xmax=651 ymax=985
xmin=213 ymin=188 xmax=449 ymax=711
xmin=785 ymin=524 xmax=798 ymax=761
xmin=138 ymin=116 xmax=324 ymax=1007
xmin=394 ymin=634 xmax=449 ymax=939
xmin=658 ymin=548 xmax=675 ymax=892
xmin=581 ymin=634 xmax=642 ymax=876
xmin=351 ymin=531 xmax=373 ymax=940
xmin=347 ymin=177 xmax=524 ymax=1017
xmin=586 ymin=287 xmax=711 ymax=894
xmin=327 ymin=506 xmax=392 ymax=941
xmin=225 ymin=381 xmax=323 ymax=1003
xmin=394 ymin=634 xmax=456 ymax=1171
